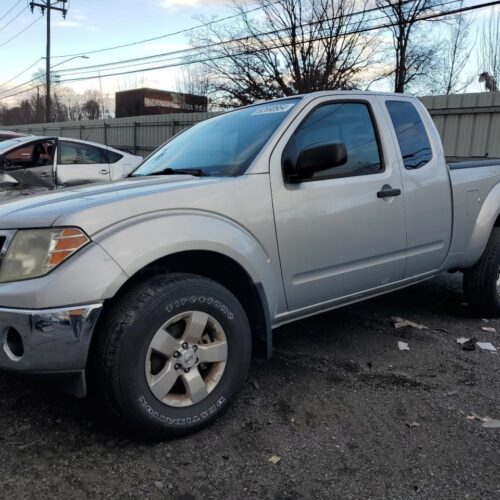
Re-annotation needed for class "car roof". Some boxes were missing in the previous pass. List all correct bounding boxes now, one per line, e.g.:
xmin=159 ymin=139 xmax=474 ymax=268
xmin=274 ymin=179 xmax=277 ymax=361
xmin=0 ymin=135 xmax=136 ymax=156
xmin=262 ymin=90 xmax=417 ymax=104
xmin=0 ymin=131 xmax=26 ymax=138
xmin=55 ymin=137 xmax=133 ymax=155
xmin=0 ymin=135 xmax=44 ymax=153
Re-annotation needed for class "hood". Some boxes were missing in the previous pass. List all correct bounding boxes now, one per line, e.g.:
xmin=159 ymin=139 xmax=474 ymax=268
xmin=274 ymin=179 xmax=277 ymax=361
xmin=0 ymin=175 xmax=230 ymax=233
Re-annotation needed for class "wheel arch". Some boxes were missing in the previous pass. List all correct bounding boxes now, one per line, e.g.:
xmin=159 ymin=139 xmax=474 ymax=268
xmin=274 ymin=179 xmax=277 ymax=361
xmin=90 ymin=250 xmax=273 ymax=364
xmin=456 ymin=184 xmax=500 ymax=269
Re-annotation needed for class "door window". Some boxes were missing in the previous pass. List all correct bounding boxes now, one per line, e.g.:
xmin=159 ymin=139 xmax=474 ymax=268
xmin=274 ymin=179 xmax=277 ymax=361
xmin=386 ymin=100 xmax=432 ymax=169
xmin=59 ymin=141 xmax=107 ymax=165
xmin=3 ymin=140 xmax=55 ymax=169
xmin=283 ymin=102 xmax=383 ymax=180
xmin=107 ymin=150 xmax=123 ymax=163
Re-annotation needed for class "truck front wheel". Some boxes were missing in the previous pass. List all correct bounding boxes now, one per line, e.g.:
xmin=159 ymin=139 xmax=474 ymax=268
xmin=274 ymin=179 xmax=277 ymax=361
xmin=93 ymin=273 xmax=252 ymax=439
xmin=463 ymin=228 xmax=500 ymax=317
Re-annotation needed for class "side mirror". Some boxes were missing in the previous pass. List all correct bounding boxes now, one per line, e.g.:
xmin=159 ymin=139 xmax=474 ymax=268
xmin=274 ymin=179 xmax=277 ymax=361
xmin=0 ymin=171 xmax=19 ymax=186
xmin=285 ymin=142 xmax=347 ymax=182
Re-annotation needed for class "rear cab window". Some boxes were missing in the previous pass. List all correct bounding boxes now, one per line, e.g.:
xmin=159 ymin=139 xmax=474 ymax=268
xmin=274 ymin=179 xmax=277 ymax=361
xmin=386 ymin=100 xmax=433 ymax=169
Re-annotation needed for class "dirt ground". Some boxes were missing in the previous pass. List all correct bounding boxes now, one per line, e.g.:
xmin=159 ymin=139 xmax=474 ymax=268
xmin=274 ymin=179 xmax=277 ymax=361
xmin=0 ymin=273 xmax=499 ymax=499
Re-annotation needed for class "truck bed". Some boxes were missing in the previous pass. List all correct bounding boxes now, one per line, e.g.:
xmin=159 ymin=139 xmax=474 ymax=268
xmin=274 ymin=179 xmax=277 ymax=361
xmin=445 ymin=159 xmax=500 ymax=269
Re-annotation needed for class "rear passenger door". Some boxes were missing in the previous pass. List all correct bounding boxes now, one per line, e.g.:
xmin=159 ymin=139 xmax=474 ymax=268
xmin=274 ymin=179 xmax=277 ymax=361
xmin=270 ymin=95 xmax=407 ymax=311
xmin=383 ymin=98 xmax=453 ymax=277
xmin=56 ymin=140 xmax=111 ymax=186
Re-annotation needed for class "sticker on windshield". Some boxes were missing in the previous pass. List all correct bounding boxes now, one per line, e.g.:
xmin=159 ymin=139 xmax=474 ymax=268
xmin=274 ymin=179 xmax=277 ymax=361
xmin=251 ymin=103 xmax=296 ymax=115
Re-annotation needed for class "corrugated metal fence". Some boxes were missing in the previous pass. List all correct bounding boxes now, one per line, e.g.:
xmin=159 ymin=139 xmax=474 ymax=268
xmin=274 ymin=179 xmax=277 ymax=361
xmin=3 ymin=92 xmax=500 ymax=160
xmin=2 ymin=112 xmax=219 ymax=158
xmin=420 ymin=92 xmax=500 ymax=160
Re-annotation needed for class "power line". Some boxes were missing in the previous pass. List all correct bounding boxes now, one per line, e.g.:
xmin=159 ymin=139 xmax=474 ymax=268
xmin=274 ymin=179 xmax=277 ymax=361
xmin=0 ymin=0 xmax=452 ymax=93
xmin=0 ymin=0 xmax=22 ymax=22
xmin=52 ymin=0 xmax=463 ymax=79
xmin=0 ymin=14 xmax=41 ymax=49
xmin=56 ymin=0 xmax=500 ymax=84
xmin=53 ymin=0 xmax=459 ymax=79
xmin=0 ymin=57 xmax=81 ymax=97
xmin=1 ymin=0 xmax=499 ymax=100
xmin=2 ymin=0 xmax=395 ymax=93
xmin=0 ymin=56 xmax=42 ymax=88
xmin=0 ymin=4 xmax=27 ymax=32
xmin=52 ymin=0 xmax=453 ymax=76
xmin=0 ymin=0 xmax=412 ymax=95
xmin=51 ymin=0 xmax=284 ymax=59
xmin=0 ymin=55 xmax=91 ymax=97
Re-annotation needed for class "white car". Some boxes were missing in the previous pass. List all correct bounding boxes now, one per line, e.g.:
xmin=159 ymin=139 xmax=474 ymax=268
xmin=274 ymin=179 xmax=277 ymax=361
xmin=0 ymin=136 xmax=143 ymax=199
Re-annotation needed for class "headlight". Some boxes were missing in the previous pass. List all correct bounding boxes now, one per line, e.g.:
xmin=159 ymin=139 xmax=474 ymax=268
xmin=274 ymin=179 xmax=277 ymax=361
xmin=0 ymin=227 xmax=89 ymax=283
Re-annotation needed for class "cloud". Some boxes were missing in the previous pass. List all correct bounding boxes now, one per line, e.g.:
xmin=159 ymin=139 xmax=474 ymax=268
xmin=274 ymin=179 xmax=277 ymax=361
xmin=159 ymin=0 xmax=228 ymax=9
xmin=54 ymin=20 xmax=99 ymax=32
xmin=72 ymin=13 xmax=88 ymax=22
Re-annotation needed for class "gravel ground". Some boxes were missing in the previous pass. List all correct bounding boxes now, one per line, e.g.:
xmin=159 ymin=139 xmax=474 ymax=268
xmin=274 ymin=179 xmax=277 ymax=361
xmin=0 ymin=273 xmax=499 ymax=499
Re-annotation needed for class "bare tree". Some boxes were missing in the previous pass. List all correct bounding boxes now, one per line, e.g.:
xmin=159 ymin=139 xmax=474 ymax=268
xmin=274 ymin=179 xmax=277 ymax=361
xmin=175 ymin=64 xmax=211 ymax=97
xmin=192 ymin=0 xmax=380 ymax=107
xmin=19 ymin=69 xmax=73 ymax=122
xmin=376 ymin=0 xmax=443 ymax=93
xmin=56 ymin=86 xmax=82 ymax=121
xmin=438 ymin=5 xmax=475 ymax=95
xmin=479 ymin=7 xmax=500 ymax=90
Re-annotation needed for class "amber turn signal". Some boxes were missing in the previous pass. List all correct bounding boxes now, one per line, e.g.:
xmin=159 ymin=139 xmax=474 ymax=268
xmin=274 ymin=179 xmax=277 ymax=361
xmin=47 ymin=228 xmax=90 ymax=268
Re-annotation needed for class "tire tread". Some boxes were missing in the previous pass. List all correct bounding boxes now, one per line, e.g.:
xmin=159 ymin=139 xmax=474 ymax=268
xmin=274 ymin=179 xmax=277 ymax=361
xmin=464 ymin=228 xmax=500 ymax=317
xmin=92 ymin=273 xmax=248 ymax=437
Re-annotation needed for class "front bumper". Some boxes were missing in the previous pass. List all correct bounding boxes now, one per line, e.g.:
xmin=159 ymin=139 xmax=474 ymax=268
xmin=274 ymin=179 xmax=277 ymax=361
xmin=0 ymin=304 xmax=102 ymax=374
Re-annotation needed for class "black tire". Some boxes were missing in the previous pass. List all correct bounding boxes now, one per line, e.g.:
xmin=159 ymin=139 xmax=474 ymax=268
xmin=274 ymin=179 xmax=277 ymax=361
xmin=93 ymin=273 xmax=252 ymax=439
xmin=463 ymin=228 xmax=500 ymax=317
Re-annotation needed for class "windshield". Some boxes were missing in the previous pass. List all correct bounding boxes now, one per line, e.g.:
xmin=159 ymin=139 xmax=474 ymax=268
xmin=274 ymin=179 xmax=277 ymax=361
xmin=132 ymin=98 xmax=300 ymax=177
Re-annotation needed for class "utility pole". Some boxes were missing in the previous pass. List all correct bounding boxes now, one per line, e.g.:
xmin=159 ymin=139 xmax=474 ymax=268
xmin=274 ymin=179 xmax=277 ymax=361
xmin=29 ymin=1 xmax=68 ymax=123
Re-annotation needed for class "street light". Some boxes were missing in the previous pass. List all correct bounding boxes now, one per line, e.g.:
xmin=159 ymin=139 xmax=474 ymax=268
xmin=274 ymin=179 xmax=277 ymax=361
xmin=46 ymin=54 xmax=90 ymax=70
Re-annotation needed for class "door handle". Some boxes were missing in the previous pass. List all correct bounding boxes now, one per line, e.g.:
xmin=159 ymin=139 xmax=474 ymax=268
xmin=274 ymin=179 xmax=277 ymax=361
xmin=377 ymin=186 xmax=401 ymax=198
xmin=99 ymin=169 xmax=109 ymax=175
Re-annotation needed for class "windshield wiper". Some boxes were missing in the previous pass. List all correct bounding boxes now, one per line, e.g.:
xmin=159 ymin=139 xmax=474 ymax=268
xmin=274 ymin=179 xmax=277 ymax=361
xmin=150 ymin=167 xmax=207 ymax=177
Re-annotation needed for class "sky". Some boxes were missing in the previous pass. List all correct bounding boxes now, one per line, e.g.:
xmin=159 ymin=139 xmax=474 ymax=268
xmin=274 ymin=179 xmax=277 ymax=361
xmin=0 ymin=0 xmax=496 ymax=109
xmin=0 ymin=0 xmax=232 ymax=105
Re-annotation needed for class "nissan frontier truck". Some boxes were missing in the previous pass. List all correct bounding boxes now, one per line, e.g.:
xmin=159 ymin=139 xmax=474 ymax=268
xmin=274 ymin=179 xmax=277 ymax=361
xmin=0 ymin=91 xmax=499 ymax=438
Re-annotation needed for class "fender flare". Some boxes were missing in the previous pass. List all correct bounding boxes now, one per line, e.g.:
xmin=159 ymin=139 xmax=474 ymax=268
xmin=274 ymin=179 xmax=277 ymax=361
xmin=463 ymin=183 xmax=500 ymax=268
xmin=93 ymin=209 xmax=283 ymax=326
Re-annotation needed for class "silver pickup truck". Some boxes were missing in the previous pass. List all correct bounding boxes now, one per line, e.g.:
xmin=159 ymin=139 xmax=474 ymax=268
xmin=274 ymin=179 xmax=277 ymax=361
xmin=0 ymin=91 xmax=499 ymax=439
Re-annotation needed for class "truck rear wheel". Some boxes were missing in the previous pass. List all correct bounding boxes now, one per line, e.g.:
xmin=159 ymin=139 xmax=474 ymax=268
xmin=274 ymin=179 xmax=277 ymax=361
xmin=93 ymin=273 xmax=252 ymax=439
xmin=463 ymin=228 xmax=500 ymax=317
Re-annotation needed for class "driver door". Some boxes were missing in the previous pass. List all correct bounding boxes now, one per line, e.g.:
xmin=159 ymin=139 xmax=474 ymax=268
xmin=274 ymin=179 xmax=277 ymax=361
xmin=270 ymin=95 xmax=408 ymax=311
